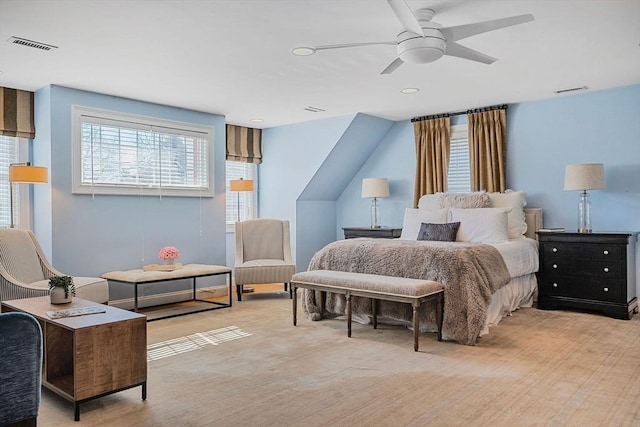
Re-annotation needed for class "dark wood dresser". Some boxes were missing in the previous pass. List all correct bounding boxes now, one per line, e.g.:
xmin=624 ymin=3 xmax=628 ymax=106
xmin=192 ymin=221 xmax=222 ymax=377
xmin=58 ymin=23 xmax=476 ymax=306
xmin=343 ymin=227 xmax=402 ymax=239
xmin=536 ymin=231 xmax=638 ymax=320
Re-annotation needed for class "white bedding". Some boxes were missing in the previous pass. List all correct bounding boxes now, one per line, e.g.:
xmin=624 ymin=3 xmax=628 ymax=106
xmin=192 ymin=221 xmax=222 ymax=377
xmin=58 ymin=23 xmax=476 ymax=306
xmin=489 ymin=237 xmax=539 ymax=278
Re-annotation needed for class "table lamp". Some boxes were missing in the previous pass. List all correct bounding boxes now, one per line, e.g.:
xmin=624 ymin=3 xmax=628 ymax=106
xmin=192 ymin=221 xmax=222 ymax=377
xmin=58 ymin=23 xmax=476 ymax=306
xmin=361 ymin=178 xmax=390 ymax=229
xmin=564 ymin=163 xmax=605 ymax=233
xmin=9 ymin=162 xmax=48 ymax=228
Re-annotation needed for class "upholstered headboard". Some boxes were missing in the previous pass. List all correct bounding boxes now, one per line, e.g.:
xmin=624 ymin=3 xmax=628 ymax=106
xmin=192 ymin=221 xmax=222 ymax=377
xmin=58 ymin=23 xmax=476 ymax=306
xmin=524 ymin=208 xmax=542 ymax=240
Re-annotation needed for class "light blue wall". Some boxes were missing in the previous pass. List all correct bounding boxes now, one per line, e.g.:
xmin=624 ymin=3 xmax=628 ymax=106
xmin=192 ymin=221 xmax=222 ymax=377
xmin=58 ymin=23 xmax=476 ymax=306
xmin=33 ymin=85 xmax=227 ymax=301
xmin=259 ymin=84 xmax=639 ymax=293
xmin=259 ymin=113 xmax=394 ymax=271
xmin=508 ymin=84 xmax=640 ymax=232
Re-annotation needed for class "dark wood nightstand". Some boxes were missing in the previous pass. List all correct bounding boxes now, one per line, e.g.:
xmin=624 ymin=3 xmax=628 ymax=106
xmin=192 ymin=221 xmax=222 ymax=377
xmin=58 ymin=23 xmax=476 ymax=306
xmin=536 ymin=231 xmax=638 ymax=320
xmin=342 ymin=227 xmax=402 ymax=239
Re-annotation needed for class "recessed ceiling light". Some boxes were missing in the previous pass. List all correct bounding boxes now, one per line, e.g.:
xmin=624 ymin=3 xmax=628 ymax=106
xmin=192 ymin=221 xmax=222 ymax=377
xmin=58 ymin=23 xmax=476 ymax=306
xmin=292 ymin=47 xmax=316 ymax=56
xmin=401 ymin=88 xmax=420 ymax=94
xmin=250 ymin=118 xmax=264 ymax=123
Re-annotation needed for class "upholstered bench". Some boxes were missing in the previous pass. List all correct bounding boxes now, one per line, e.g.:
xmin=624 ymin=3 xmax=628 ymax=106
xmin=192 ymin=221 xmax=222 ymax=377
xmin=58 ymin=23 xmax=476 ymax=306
xmin=291 ymin=270 xmax=444 ymax=351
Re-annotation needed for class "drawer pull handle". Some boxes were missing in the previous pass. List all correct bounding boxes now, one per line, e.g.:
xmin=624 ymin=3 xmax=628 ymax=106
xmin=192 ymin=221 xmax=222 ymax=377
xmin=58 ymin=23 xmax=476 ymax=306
xmin=552 ymin=248 xmax=558 ymax=253
xmin=604 ymin=267 xmax=609 ymax=273
xmin=604 ymin=287 xmax=609 ymax=292
xmin=603 ymin=250 xmax=609 ymax=255
xmin=553 ymin=264 xmax=558 ymax=269
xmin=553 ymin=283 xmax=558 ymax=288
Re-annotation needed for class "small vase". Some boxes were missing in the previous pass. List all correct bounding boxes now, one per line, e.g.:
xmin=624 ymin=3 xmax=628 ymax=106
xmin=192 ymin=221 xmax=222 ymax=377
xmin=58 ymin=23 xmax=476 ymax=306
xmin=163 ymin=258 xmax=175 ymax=265
xmin=50 ymin=287 xmax=72 ymax=304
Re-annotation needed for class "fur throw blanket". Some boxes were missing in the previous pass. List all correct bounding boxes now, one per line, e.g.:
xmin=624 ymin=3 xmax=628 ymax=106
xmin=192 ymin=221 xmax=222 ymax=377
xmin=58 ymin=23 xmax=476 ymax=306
xmin=303 ymin=238 xmax=511 ymax=345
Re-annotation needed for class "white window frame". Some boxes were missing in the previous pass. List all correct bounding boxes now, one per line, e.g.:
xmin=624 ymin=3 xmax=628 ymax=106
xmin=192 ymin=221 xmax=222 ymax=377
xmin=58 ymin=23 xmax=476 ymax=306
xmin=0 ymin=136 xmax=32 ymax=229
xmin=447 ymin=124 xmax=471 ymax=193
xmin=225 ymin=161 xmax=257 ymax=232
xmin=71 ymin=105 xmax=214 ymax=197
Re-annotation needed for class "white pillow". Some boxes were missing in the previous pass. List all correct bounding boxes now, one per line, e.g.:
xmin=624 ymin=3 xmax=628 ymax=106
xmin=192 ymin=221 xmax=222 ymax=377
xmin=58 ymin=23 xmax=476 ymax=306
xmin=488 ymin=190 xmax=527 ymax=239
xmin=400 ymin=208 xmax=449 ymax=240
xmin=417 ymin=193 xmax=443 ymax=210
xmin=450 ymin=208 xmax=509 ymax=243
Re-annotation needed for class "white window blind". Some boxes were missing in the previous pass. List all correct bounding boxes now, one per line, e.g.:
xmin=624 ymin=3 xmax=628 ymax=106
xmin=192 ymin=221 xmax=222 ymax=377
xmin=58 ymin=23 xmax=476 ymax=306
xmin=447 ymin=125 xmax=471 ymax=193
xmin=72 ymin=106 xmax=214 ymax=197
xmin=226 ymin=161 xmax=256 ymax=227
xmin=0 ymin=136 xmax=20 ymax=227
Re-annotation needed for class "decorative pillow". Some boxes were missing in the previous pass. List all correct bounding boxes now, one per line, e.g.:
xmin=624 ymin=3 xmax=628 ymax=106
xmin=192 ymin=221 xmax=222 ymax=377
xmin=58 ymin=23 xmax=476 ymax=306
xmin=400 ymin=208 xmax=449 ymax=240
xmin=450 ymin=208 xmax=509 ymax=243
xmin=439 ymin=191 xmax=490 ymax=209
xmin=488 ymin=190 xmax=528 ymax=239
xmin=417 ymin=222 xmax=460 ymax=242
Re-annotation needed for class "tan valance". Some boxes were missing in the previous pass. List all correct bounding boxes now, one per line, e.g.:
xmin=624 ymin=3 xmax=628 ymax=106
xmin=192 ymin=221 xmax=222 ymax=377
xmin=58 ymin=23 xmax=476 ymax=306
xmin=0 ymin=86 xmax=35 ymax=139
xmin=226 ymin=124 xmax=262 ymax=164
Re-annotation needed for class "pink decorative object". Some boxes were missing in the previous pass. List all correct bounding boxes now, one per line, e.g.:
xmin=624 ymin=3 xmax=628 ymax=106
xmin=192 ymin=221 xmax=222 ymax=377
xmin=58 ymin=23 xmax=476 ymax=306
xmin=159 ymin=246 xmax=180 ymax=261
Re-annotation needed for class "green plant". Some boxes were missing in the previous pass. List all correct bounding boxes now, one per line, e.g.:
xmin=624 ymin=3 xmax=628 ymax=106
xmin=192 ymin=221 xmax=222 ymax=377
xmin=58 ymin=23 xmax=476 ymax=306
xmin=49 ymin=276 xmax=76 ymax=299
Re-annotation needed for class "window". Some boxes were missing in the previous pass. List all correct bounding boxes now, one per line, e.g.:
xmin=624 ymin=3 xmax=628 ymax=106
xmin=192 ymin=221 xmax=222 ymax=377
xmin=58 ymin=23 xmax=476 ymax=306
xmin=72 ymin=106 xmax=214 ymax=197
xmin=447 ymin=124 xmax=471 ymax=193
xmin=226 ymin=161 xmax=256 ymax=230
xmin=0 ymin=136 xmax=27 ymax=227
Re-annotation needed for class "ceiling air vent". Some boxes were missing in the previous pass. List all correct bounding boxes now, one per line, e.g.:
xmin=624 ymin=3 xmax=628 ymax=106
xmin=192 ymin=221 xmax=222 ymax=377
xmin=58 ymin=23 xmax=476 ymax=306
xmin=7 ymin=36 xmax=58 ymax=51
xmin=304 ymin=106 xmax=325 ymax=113
xmin=554 ymin=86 xmax=588 ymax=94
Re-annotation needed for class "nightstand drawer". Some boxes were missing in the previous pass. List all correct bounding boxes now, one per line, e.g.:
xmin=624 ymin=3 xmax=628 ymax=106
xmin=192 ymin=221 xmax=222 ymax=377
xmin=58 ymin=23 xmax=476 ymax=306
xmin=539 ymin=278 xmax=622 ymax=302
xmin=542 ymin=243 xmax=623 ymax=260
xmin=542 ymin=259 xmax=623 ymax=279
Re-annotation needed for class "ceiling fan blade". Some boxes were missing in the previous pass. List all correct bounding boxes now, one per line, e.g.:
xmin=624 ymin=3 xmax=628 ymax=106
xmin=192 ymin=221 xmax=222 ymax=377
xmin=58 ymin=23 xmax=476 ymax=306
xmin=441 ymin=14 xmax=534 ymax=42
xmin=314 ymin=41 xmax=396 ymax=51
xmin=380 ymin=57 xmax=404 ymax=74
xmin=387 ymin=0 xmax=424 ymax=36
xmin=445 ymin=42 xmax=497 ymax=64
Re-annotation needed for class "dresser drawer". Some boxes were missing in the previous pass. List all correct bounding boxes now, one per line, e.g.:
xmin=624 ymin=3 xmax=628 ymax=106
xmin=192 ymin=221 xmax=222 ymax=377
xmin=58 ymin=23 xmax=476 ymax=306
xmin=542 ymin=243 xmax=623 ymax=260
xmin=542 ymin=259 xmax=623 ymax=279
xmin=538 ymin=277 xmax=622 ymax=303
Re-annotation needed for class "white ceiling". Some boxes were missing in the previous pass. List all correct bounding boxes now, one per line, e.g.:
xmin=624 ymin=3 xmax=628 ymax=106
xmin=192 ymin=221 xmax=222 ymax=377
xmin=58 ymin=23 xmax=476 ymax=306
xmin=1 ymin=0 xmax=639 ymax=129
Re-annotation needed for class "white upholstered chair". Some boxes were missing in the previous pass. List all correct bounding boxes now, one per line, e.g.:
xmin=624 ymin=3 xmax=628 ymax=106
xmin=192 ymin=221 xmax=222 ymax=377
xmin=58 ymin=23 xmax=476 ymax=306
xmin=0 ymin=228 xmax=109 ymax=303
xmin=234 ymin=219 xmax=295 ymax=301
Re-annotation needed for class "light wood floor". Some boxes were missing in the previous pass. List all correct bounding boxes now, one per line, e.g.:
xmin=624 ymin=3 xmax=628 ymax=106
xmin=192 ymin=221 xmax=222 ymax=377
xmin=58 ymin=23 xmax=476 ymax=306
xmin=39 ymin=286 xmax=640 ymax=426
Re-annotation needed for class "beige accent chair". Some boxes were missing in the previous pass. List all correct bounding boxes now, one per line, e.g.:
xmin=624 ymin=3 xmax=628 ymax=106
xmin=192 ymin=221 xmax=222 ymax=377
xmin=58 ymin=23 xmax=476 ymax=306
xmin=234 ymin=219 xmax=295 ymax=301
xmin=0 ymin=228 xmax=109 ymax=303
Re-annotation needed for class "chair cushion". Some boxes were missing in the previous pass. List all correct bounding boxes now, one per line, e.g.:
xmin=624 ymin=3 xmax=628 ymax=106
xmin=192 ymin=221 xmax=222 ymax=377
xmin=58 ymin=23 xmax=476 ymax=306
xmin=235 ymin=260 xmax=295 ymax=285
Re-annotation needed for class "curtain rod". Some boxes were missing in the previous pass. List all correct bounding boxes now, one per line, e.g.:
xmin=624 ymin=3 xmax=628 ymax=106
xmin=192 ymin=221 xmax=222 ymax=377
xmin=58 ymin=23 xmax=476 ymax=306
xmin=411 ymin=104 xmax=508 ymax=123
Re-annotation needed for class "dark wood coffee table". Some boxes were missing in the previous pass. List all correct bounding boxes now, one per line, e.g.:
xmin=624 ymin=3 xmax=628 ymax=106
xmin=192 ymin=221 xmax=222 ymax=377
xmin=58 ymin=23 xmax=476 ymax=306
xmin=1 ymin=296 xmax=147 ymax=421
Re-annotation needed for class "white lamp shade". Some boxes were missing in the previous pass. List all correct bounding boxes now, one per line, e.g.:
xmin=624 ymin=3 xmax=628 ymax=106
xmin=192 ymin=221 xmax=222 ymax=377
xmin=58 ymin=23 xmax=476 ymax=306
xmin=361 ymin=178 xmax=390 ymax=198
xmin=564 ymin=164 xmax=605 ymax=191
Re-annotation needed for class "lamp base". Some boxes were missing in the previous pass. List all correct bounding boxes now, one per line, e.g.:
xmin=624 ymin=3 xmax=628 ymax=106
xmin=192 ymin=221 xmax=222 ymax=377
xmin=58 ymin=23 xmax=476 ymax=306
xmin=578 ymin=228 xmax=592 ymax=234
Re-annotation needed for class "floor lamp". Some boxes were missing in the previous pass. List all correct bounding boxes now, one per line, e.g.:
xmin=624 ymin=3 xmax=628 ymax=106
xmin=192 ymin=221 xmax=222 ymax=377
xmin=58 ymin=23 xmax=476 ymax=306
xmin=9 ymin=162 xmax=48 ymax=228
xmin=229 ymin=178 xmax=254 ymax=222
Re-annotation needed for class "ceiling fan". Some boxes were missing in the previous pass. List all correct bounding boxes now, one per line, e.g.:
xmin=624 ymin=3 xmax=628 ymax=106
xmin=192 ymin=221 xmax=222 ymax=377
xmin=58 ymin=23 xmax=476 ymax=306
xmin=292 ymin=0 xmax=535 ymax=74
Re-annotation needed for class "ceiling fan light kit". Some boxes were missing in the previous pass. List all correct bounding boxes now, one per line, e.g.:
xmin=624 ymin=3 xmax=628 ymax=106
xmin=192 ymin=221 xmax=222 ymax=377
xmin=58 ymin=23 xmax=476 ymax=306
xmin=295 ymin=0 xmax=535 ymax=74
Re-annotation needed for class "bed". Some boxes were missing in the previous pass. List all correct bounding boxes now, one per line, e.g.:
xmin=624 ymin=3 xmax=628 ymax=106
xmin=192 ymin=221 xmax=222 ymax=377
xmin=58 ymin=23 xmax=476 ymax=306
xmin=302 ymin=191 xmax=542 ymax=345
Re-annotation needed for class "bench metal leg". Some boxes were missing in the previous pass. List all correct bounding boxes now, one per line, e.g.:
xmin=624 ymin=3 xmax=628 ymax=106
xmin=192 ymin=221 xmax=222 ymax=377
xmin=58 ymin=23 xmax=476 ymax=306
xmin=372 ymin=298 xmax=378 ymax=329
xmin=292 ymin=286 xmax=298 ymax=326
xmin=346 ymin=291 xmax=352 ymax=338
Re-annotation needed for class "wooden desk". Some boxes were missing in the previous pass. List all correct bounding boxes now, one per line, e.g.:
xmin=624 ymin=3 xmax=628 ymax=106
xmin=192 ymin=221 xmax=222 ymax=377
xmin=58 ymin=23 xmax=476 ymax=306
xmin=1 ymin=297 xmax=147 ymax=421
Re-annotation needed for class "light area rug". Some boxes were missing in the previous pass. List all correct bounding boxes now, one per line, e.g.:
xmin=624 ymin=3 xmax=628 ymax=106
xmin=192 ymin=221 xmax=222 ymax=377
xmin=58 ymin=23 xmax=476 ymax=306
xmin=37 ymin=292 xmax=640 ymax=426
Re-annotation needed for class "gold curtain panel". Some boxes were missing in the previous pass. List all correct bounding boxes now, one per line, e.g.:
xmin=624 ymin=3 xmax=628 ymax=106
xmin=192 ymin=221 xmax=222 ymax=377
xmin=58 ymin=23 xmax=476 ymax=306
xmin=413 ymin=117 xmax=451 ymax=207
xmin=0 ymin=86 xmax=35 ymax=139
xmin=468 ymin=109 xmax=506 ymax=193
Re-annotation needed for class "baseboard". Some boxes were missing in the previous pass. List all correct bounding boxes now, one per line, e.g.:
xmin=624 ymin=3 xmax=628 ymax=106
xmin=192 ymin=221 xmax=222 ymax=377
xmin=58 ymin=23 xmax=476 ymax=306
xmin=109 ymin=285 xmax=229 ymax=310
